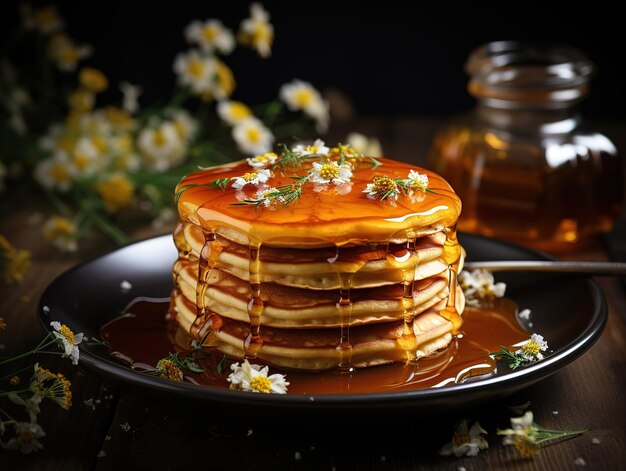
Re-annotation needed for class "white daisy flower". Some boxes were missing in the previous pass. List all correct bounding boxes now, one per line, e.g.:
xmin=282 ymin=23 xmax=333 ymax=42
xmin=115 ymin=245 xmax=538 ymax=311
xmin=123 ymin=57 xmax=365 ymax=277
xmin=185 ymin=19 xmax=235 ymax=55
xmin=3 ymin=422 xmax=45 ymax=454
xmin=346 ymin=132 xmax=382 ymax=157
xmin=119 ymin=81 xmax=142 ymax=114
xmin=279 ymin=79 xmax=330 ymax=133
xmin=70 ymin=137 xmax=100 ymax=176
xmin=42 ymin=216 xmax=78 ymax=253
xmin=167 ymin=108 xmax=197 ymax=142
xmin=292 ymin=139 xmax=330 ymax=157
xmin=232 ymin=118 xmax=274 ymax=156
xmin=518 ymin=334 xmax=549 ymax=362
xmin=231 ymin=168 xmax=271 ymax=190
xmin=363 ymin=176 xmax=399 ymax=201
xmin=247 ymin=152 xmax=278 ymax=169
xmin=239 ymin=3 xmax=274 ymax=58
xmin=227 ymin=359 xmax=289 ymax=394
xmin=406 ymin=169 xmax=429 ymax=191
xmin=137 ymin=121 xmax=186 ymax=171
xmin=217 ymin=100 xmax=253 ymax=126
xmin=310 ymin=161 xmax=353 ymax=185
xmin=34 ymin=151 xmax=76 ymax=192
xmin=173 ymin=49 xmax=216 ymax=95
xmin=458 ymin=269 xmax=506 ymax=307
xmin=50 ymin=321 xmax=84 ymax=365
xmin=439 ymin=419 xmax=489 ymax=457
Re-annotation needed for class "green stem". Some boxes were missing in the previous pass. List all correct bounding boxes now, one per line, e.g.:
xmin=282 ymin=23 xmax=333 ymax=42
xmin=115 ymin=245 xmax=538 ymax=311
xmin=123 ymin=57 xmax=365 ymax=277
xmin=0 ymin=364 xmax=37 ymax=383
xmin=91 ymin=213 xmax=129 ymax=246
xmin=0 ymin=339 xmax=56 ymax=366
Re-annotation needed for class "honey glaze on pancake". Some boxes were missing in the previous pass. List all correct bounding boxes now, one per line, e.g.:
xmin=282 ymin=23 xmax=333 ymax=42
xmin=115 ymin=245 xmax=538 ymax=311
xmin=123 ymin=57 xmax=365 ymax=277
xmin=174 ymin=157 xmax=464 ymax=365
xmin=100 ymin=297 xmax=528 ymax=394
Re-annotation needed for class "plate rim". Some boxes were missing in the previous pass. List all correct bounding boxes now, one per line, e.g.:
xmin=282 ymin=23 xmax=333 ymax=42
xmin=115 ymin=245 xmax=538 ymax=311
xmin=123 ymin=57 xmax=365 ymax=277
xmin=37 ymin=233 xmax=608 ymax=407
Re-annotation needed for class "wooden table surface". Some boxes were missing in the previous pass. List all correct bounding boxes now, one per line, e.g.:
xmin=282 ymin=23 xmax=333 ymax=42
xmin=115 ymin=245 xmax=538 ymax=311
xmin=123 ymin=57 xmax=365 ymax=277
xmin=1 ymin=118 xmax=626 ymax=470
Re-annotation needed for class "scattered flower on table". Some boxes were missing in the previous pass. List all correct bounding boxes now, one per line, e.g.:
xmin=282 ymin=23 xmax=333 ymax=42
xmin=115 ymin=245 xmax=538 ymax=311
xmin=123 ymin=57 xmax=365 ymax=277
xmin=50 ymin=321 xmax=84 ymax=365
xmin=42 ymin=216 xmax=78 ymax=253
xmin=0 ymin=234 xmax=31 ymax=284
xmin=2 ymin=422 xmax=45 ymax=454
xmin=228 ymin=359 xmax=289 ymax=394
xmin=459 ymin=269 xmax=506 ymax=307
xmin=497 ymin=410 xmax=586 ymax=458
xmin=238 ymin=3 xmax=274 ymax=58
xmin=439 ymin=419 xmax=489 ymax=457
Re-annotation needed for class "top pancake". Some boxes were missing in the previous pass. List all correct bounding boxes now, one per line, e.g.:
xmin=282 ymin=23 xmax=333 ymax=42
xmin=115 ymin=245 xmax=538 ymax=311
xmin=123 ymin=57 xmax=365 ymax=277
xmin=175 ymin=157 xmax=461 ymax=247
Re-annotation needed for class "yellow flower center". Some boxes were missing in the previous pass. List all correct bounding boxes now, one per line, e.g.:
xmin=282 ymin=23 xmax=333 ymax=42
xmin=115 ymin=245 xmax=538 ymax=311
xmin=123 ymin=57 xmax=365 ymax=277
xmin=319 ymin=163 xmax=340 ymax=180
xmin=250 ymin=375 xmax=271 ymax=393
xmin=246 ymin=127 xmax=261 ymax=143
xmin=253 ymin=22 xmax=272 ymax=43
xmin=452 ymin=432 xmax=471 ymax=448
xmin=202 ymin=25 xmax=219 ymax=41
xmin=514 ymin=435 xmax=540 ymax=457
xmin=230 ymin=102 xmax=251 ymax=121
xmin=153 ymin=129 xmax=167 ymax=147
xmin=295 ymin=89 xmax=313 ymax=108
xmin=45 ymin=217 xmax=75 ymax=240
xmin=91 ymin=135 xmax=108 ymax=153
xmin=96 ymin=174 xmax=135 ymax=213
xmin=243 ymin=172 xmax=258 ymax=181
xmin=51 ymin=163 xmax=71 ymax=183
xmin=79 ymin=67 xmax=108 ymax=93
xmin=59 ymin=324 xmax=75 ymax=345
xmin=372 ymin=176 xmax=397 ymax=194
xmin=187 ymin=59 xmax=205 ymax=79
xmin=72 ymin=152 xmax=90 ymax=170
xmin=156 ymin=359 xmax=183 ymax=382
xmin=521 ymin=340 xmax=541 ymax=357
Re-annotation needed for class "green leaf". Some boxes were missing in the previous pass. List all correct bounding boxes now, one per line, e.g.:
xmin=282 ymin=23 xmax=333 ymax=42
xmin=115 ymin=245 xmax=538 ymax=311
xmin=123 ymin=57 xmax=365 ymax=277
xmin=216 ymin=355 xmax=227 ymax=375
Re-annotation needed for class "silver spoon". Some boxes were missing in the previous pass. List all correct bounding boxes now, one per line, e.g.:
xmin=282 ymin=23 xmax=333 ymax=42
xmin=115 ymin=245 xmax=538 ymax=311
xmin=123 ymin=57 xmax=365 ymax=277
xmin=463 ymin=260 xmax=626 ymax=276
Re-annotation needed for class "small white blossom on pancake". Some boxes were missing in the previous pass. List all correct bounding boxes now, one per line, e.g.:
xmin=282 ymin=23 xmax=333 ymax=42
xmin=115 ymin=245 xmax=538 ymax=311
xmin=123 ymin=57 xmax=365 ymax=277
xmin=3 ymin=422 xmax=45 ymax=454
xmin=346 ymin=132 xmax=382 ymax=157
xmin=519 ymin=334 xmax=549 ymax=362
xmin=228 ymin=359 xmax=289 ymax=394
xmin=50 ymin=321 xmax=84 ymax=365
xmin=363 ymin=176 xmax=399 ymax=201
xmin=405 ymin=169 xmax=429 ymax=192
xmin=439 ymin=419 xmax=489 ymax=457
xmin=185 ymin=19 xmax=235 ymax=55
xmin=279 ymin=79 xmax=329 ymax=133
xmin=459 ymin=269 xmax=506 ymax=307
xmin=217 ymin=100 xmax=253 ymax=126
xmin=292 ymin=139 xmax=330 ymax=157
xmin=497 ymin=410 xmax=586 ymax=458
xmin=231 ymin=168 xmax=271 ymax=190
xmin=232 ymin=118 xmax=274 ymax=155
xmin=120 ymin=82 xmax=142 ymax=114
xmin=238 ymin=3 xmax=274 ymax=58
xmin=309 ymin=161 xmax=352 ymax=185
xmin=247 ymin=152 xmax=278 ymax=169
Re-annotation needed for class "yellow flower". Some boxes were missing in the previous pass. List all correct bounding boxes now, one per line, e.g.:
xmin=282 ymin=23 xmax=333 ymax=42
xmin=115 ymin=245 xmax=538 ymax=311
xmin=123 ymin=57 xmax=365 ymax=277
xmin=79 ymin=67 xmax=108 ymax=93
xmin=185 ymin=19 xmax=235 ymax=54
xmin=68 ymin=89 xmax=95 ymax=113
xmin=22 ymin=5 xmax=64 ymax=34
xmin=104 ymin=106 xmax=134 ymax=131
xmin=363 ymin=176 xmax=399 ymax=200
xmin=0 ymin=234 xmax=31 ymax=284
xmin=327 ymin=144 xmax=360 ymax=161
xmin=96 ymin=173 xmax=135 ymax=213
xmin=173 ymin=49 xmax=216 ymax=95
xmin=42 ymin=215 xmax=78 ymax=252
xmin=217 ymin=101 xmax=252 ymax=126
xmin=156 ymin=358 xmax=183 ymax=382
xmin=30 ymin=365 xmax=72 ymax=410
xmin=238 ymin=3 xmax=274 ymax=58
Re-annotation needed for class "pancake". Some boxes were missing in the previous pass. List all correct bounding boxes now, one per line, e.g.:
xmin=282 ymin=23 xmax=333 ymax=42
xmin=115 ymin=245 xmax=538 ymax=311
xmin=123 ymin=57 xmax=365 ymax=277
xmin=170 ymin=149 xmax=464 ymax=371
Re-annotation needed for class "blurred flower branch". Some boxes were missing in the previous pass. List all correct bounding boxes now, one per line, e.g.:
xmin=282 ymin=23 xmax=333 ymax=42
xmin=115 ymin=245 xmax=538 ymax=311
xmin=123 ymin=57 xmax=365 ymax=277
xmin=0 ymin=2 xmax=331 ymax=252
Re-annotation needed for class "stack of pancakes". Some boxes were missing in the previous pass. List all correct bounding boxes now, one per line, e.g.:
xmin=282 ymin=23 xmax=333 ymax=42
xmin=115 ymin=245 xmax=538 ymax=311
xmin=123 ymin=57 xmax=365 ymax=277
xmin=171 ymin=156 xmax=464 ymax=371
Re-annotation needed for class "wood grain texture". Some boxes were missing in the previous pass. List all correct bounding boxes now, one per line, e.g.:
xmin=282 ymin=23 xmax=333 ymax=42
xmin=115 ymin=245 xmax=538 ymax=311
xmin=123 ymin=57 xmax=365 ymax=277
xmin=1 ymin=118 xmax=625 ymax=470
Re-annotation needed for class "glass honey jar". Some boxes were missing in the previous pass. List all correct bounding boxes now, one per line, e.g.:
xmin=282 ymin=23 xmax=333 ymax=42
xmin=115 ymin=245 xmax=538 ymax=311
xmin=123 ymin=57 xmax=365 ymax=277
xmin=428 ymin=41 xmax=623 ymax=252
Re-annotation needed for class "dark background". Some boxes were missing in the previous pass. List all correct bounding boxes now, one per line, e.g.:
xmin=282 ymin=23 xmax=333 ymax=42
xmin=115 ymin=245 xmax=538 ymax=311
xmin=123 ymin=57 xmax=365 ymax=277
xmin=2 ymin=1 xmax=625 ymax=119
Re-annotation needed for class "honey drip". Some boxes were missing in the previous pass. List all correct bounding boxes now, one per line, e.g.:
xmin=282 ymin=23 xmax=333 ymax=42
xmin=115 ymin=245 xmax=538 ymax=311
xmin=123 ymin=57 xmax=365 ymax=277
xmin=336 ymin=272 xmax=354 ymax=370
xmin=191 ymin=230 xmax=223 ymax=339
xmin=439 ymin=225 xmax=463 ymax=333
xmin=244 ymin=241 xmax=264 ymax=358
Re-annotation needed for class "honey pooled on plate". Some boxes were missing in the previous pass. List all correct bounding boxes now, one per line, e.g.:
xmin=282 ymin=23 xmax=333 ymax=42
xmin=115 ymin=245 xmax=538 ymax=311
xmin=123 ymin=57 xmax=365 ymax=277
xmin=170 ymin=143 xmax=464 ymax=371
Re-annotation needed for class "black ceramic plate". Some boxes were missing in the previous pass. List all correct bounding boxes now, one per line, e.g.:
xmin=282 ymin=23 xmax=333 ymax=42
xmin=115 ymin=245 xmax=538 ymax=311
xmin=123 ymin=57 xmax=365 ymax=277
xmin=38 ymin=234 xmax=607 ymax=415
